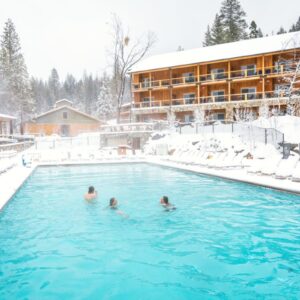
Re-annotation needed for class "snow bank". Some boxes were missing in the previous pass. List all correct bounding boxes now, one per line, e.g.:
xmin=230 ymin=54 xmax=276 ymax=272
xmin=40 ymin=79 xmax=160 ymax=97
xmin=252 ymin=116 xmax=300 ymax=144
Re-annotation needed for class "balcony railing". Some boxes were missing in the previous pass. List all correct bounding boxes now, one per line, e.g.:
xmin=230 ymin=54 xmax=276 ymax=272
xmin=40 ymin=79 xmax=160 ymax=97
xmin=132 ymin=91 xmax=288 ymax=109
xmin=132 ymin=62 xmax=297 ymax=91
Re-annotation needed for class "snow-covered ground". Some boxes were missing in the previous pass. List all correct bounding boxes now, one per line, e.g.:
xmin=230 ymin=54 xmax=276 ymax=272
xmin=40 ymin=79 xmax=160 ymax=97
xmin=144 ymin=116 xmax=300 ymax=184
xmin=252 ymin=116 xmax=300 ymax=144
xmin=0 ymin=116 xmax=300 ymax=211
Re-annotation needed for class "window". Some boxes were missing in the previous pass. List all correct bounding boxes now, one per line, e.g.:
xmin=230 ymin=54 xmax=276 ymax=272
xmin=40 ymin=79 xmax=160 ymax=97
xmin=183 ymin=93 xmax=196 ymax=104
xmin=141 ymin=78 xmax=150 ymax=88
xmin=241 ymin=88 xmax=256 ymax=100
xmin=183 ymin=72 xmax=195 ymax=83
xmin=63 ymin=112 xmax=68 ymax=119
xmin=211 ymin=68 xmax=226 ymax=80
xmin=211 ymin=90 xmax=225 ymax=102
xmin=241 ymin=64 xmax=256 ymax=76
xmin=184 ymin=114 xmax=194 ymax=123
xmin=142 ymin=97 xmax=154 ymax=102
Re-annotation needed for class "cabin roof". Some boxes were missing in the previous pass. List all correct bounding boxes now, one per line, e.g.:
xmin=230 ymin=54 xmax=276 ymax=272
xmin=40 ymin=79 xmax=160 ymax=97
xmin=130 ymin=31 xmax=300 ymax=73
xmin=55 ymin=99 xmax=73 ymax=105
xmin=0 ymin=113 xmax=16 ymax=121
xmin=33 ymin=105 xmax=100 ymax=123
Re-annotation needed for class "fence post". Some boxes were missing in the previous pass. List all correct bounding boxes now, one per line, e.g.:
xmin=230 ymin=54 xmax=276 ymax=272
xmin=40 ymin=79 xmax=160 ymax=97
xmin=212 ymin=124 xmax=214 ymax=134
xmin=231 ymin=122 xmax=234 ymax=133
xmin=264 ymin=129 xmax=267 ymax=145
xmin=196 ymin=123 xmax=198 ymax=134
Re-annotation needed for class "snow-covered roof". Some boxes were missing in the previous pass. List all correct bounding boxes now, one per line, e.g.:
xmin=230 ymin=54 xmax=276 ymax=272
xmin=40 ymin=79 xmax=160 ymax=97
xmin=0 ymin=113 xmax=16 ymax=120
xmin=55 ymin=99 xmax=73 ymax=107
xmin=33 ymin=105 xmax=101 ymax=123
xmin=130 ymin=31 xmax=300 ymax=73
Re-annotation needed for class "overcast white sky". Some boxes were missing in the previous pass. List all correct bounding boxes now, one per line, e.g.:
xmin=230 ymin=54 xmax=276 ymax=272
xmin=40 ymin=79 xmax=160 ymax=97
xmin=0 ymin=0 xmax=299 ymax=79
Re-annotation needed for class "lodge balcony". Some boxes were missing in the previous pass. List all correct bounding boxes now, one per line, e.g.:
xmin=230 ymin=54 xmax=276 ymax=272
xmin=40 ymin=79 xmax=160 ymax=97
xmin=131 ymin=91 xmax=289 ymax=110
xmin=132 ymin=63 xmax=295 ymax=92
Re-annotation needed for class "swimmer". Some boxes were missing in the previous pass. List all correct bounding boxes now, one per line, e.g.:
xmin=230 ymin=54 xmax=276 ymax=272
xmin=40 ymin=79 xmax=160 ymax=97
xmin=109 ymin=197 xmax=118 ymax=209
xmin=84 ymin=186 xmax=98 ymax=201
xmin=109 ymin=197 xmax=129 ymax=218
xmin=160 ymin=196 xmax=176 ymax=211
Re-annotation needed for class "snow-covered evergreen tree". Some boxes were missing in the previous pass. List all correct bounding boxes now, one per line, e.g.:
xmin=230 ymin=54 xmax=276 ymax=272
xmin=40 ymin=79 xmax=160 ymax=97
xmin=277 ymin=27 xmax=287 ymax=35
xmin=95 ymin=74 xmax=115 ymax=121
xmin=62 ymin=74 xmax=77 ymax=101
xmin=0 ymin=19 xmax=34 ymax=124
xmin=48 ymin=68 xmax=60 ymax=106
xmin=249 ymin=21 xmax=263 ymax=38
xmin=290 ymin=17 xmax=300 ymax=32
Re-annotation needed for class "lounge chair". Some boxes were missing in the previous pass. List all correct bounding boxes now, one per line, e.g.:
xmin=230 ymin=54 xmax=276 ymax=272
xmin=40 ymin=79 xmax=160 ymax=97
xmin=275 ymin=155 xmax=299 ymax=179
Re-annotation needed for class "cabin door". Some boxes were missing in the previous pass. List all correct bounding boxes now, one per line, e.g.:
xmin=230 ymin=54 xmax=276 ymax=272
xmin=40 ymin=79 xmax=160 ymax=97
xmin=61 ymin=125 xmax=70 ymax=137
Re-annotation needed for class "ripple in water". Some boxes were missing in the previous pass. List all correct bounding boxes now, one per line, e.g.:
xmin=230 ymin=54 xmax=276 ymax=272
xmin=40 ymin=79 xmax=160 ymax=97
xmin=0 ymin=164 xmax=300 ymax=299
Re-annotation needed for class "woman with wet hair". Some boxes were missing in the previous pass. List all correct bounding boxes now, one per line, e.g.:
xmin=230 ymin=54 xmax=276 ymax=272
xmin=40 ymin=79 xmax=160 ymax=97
xmin=84 ymin=186 xmax=98 ymax=201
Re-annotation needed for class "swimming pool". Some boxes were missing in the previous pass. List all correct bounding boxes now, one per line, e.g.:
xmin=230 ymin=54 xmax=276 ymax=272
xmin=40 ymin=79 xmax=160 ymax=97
xmin=0 ymin=163 xmax=300 ymax=299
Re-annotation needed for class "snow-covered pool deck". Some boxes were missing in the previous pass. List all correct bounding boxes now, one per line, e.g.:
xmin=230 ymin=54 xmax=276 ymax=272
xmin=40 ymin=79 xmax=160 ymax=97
xmin=1 ymin=157 xmax=300 ymax=211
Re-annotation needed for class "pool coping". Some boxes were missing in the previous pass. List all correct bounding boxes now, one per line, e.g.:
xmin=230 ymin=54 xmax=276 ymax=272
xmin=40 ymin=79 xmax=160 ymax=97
xmin=147 ymin=157 xmax=300 ymax=196
xmin=0 ymin=157 xmax=299 ymax=211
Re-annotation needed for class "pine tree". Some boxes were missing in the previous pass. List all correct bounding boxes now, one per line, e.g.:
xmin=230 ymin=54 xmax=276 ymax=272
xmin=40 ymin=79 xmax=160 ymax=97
xmin=62 ymin=74 xmax=77 ymax=101
xmin=211 ymin=14 xmax=226 ymax=45
xmin=48 ymin=68 xmax=60 ymax=106
xmin=290 ymin=17 xmax=300 ymax=32
xmin=0 ymin=19 xmax=34 ymax=122
xmin=96 ymin=74 xmax=115 ymax=120
xmin=277 ymin=26 xmax=287 ymax=35
xmin=249 ymin=21 xmax=263 ymax=38
xmin=219 ymin=0 xmax=248 ymax=42
xmin=203 ymin=0 xmax=248 ymax=46
xmin=203 ymin=26 xmax=213 ymax=46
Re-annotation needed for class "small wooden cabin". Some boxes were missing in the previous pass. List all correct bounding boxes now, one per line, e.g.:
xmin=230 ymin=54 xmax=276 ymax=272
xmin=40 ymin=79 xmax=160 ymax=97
xmin=25 ymin=99 xmax=101 ymax=136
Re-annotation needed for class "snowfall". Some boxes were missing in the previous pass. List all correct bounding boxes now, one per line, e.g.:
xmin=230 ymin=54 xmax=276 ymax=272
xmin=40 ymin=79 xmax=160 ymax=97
xmin=1 ymin=116 xmax=300 ymax=210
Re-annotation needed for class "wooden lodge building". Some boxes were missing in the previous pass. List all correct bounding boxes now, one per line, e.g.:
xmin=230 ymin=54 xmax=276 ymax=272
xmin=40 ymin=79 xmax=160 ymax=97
xmin=0 ymin=113 xmax=16 ymax=135
xmin=125 ymin=31 xmax=300 ymax=123
xmin=25 ymin=99 xmax=101 ymax=136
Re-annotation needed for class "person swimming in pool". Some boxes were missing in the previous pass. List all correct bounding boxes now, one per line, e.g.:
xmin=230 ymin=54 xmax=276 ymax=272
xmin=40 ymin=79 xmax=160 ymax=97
xmin=109 ymin=197 xmax=118 ymax=209
xmin=160 ymin=196 xmax=176 ymax=211
xmin=84 ymin=186 xmax=98 ymax=201
xmin=109 ymin=197 xmax=129 ymax=217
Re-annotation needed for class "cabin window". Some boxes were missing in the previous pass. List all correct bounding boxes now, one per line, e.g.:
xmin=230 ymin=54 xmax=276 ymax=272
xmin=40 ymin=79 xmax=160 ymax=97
xmin=183 ymin=93 xmax=196 ymax=104
xmin=63 ymin=112 xmax=68 ymax=119
xmin=211 ymin=68 xmax=226 ymax=80
xmin=241 ymin=64 xmax=256 ymax=76
xmin=211 ymin=90 xmax=225 ymax=102
xmin=183 ymin=72 xmax=195 ymax=83
xmin=241 ymin=87 xmax=256 ymax=100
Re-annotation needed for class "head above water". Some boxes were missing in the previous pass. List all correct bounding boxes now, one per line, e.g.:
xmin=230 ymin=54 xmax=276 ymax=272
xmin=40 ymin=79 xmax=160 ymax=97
xmin=162 ymin=196 xmax=169 ymax=204
xmin=88 ymin=186 xmax=95 ymax=194
xmin=110 ymin=197 xmax=117 ymax=207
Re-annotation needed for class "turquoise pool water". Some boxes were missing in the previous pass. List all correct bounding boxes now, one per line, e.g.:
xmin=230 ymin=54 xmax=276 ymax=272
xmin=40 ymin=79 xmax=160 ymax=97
xmin=0 ymin=164 xmax=300 ymax=299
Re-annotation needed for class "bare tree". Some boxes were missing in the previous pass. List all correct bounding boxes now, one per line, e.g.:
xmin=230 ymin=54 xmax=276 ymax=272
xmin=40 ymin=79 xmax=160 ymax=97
xmin=109 ymin=14 xmax=156 ymax=123
xmin=278 ymin=35 xmax=300 ymax=116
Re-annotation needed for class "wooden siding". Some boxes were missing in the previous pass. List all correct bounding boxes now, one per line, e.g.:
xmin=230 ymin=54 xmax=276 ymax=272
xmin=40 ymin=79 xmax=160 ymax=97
xmin=24 ymin=123 xmax=100 ymax=137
